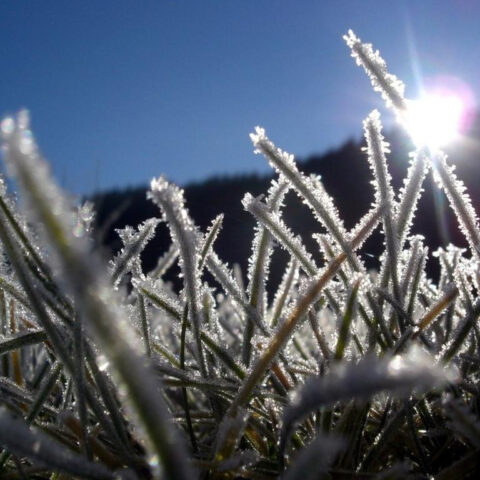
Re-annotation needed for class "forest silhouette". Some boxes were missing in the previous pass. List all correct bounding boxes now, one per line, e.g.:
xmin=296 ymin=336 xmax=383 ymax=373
xmin=91 ymin=114 xmax=480 ymax=290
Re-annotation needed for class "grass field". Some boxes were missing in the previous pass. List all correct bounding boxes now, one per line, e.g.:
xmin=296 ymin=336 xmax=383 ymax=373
xmin=0 ymin=31 xmax=479 ymax=479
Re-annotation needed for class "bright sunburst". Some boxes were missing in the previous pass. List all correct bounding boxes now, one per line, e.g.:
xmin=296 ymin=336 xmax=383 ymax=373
xmin=402 ymin=93 xmax=465 ymax=150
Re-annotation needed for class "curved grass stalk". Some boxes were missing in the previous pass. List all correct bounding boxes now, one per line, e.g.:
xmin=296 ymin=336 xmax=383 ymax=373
xmin=148 ymin=242 xmax=179 ymax=279
xmin=431 ymin=151 xmax=480 ymax=260
xmin=199 ymin=214 xmax=224 ymax=270
xmin=344 ymin=30 xmax=406 ymax=112
xmin=243 ymin=193 xmax=317 ymax=276
xmin=364 ymin=112 xmax=402 ymax=310
xmin=250 ymin=128 xmax=360 ymax=270
xmin=214 ymin=205 xmax=382 ymax=465
xmin=396 ymin=151 xmax=430 ymax=248
xmin=244 ymin=179 xmax=289 ymax=365
xmin=148 ymin=177 xmax=206 ymax=377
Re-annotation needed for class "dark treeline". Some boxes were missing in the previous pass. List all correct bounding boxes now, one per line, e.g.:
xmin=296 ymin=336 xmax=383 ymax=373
xmin=91 ymin=116 xmax=480 ymax=290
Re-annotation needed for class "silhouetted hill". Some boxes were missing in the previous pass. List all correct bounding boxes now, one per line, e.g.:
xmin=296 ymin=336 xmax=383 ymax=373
xmin=91 ymin=114 xmax=480 ymax=288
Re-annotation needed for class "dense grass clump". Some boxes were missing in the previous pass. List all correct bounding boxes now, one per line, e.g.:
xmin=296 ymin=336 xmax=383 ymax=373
xmin=0 ymin=31 xmax=479 ymax=479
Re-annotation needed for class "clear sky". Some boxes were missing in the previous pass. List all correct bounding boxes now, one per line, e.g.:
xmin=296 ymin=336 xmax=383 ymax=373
xmin=1 ymin=1 xmax=479 ymax=194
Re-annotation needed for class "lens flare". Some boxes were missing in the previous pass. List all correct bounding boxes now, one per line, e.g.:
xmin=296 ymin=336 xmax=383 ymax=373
xmin=403 ymin=93 xmax=465 ymax=149
xmin=401 ymin=77 xmax=475 ymax=150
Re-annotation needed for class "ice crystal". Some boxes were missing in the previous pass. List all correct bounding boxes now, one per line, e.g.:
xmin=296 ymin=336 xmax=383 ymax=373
xmin=243 ymin=192 xmax=317 ymax=276
xmin=344 ymin=30 xmax=406 ymax=112
xmin=110 ymin=217 xmax=160 ymax=287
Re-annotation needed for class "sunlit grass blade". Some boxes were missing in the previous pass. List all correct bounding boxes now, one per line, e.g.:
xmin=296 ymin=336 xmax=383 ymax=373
xmin=110 ymin=217 xmax=160 ymax=287
xmin=344 ymin=30 xmax=406 ymax=112
xmin=442 ymin=298 xmax=480 ymax=363
xmin=148 ymin=242 xmax=179 ymax=278
xmin=199 ymin=214 xmax=224 ymax=270
xmin=148 ymin=176 xmax=206 ymax=376
xmin=430 ymin=151 xmax=480 ymax=260
xmin=364 ymin=111 xmax=401 ymax=307
xmin=244 ymin=179 xmax=289 ymax=365
xmin=214 ymin=205 xmax=382 ymax=465
xmin=396 ymin=151 xmax=430 ymax=248
xmin=250 ymin=127 xmax=361 ymax=270
xmin=243 ymin=193 xmax=317 ymax=276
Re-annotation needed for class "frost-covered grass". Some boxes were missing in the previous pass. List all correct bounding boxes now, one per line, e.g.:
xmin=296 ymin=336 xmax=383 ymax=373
xmin=0 ymin=31 xmax=479 ymax=479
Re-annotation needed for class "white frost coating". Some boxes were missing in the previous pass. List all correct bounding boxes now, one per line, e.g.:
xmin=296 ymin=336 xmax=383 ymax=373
xmin=363 ymin=111 xmax=401 ymax=297
xmin=282 ymin=345 xmax=457 ymax=438
xmin=307 ymin=173 xmax=346 ymax=235
xmin=247 ymin=178 xmax=289 ymax=316
xmin=434 ymin=244 xmax=466 ymax=288
xmin=269 ymin=258 xmax=299 ymax=328
xmin=243 ymin=192 xmax=317 ymax=277
xmin=399 ymin=236 xmax=425 ymax=297
xmin=205 ymin=250 xmax=270 ymax=332
xmin=346 ymin=203 xmax=383 ymax=252
xmin=395 ymin=150 xmax=430 ymax=248
xmin=134 ymin=275 xmax=182 ymax=319
xmin=148 ymin=176 xmax=206 ymax=372
xmin=148 ymin=242 xmax=179 ymax=279
xmin=250 ymin=127 xmax=355 ymax=267
xmin=363 ymin=111 xmax=395 ymax=212
xmin=434 ymin=245 xmax=474 ymax=310
xmin=431 ymin=152 xmax=480 ymax=259
xmin=201 ymin=285 xmax=222 ymax=339
xmin=206 ymin=251 xmax=247 ymax=305
xmin=1 ymin=111 xmax=80 ymax=255
xmin=110 ymin=217 xmax=160 ymax=287
xmin=344 ymin=30 xmax=406 ymax=112
xmin=199 ymin=213 xmax=224 ymax=269
xmin=148 ymin=178 xmax=198 ymax=261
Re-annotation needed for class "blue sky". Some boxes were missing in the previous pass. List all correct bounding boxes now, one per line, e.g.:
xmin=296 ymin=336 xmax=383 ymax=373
xmin=1 ymin=1 xmax=479 ymax=194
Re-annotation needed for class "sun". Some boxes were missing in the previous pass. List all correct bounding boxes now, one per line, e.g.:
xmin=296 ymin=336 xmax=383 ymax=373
xmin=402 ymin=93 xmax=465 ymax=150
